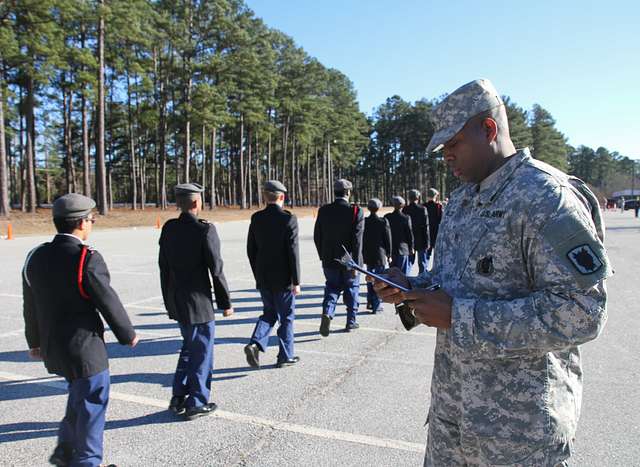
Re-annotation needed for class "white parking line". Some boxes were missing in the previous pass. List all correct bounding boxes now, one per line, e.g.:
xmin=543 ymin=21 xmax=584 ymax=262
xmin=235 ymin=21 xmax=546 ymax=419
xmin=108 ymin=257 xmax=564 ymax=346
xmin=0 ymin=329 xmax=24 ymax=339
xmin=0 ymin=293 xmax=21 ymax=299
xmin=110 ymin=270 xmax=155 ymax=276
xmin=0 ymin=370 xmax=425 ymax=454
xmin=123 ymin=296 xmax=164 ymax=307
xmin=295 ymin=320 xmax=436 ymax=337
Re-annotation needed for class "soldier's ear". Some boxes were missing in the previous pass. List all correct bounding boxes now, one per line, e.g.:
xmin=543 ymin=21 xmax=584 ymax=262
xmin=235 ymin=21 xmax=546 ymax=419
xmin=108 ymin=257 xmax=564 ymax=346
xmin=482 ymin=117 xmax=498 ymax=144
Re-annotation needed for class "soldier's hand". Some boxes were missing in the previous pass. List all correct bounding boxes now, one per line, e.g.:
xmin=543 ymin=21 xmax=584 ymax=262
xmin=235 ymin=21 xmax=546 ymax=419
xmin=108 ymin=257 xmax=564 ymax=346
xmin=370 ymin=267 xmax=409 ymax=304
xmin=129 ymin=335 xmax=139 ymax=348
xmin=292 ymin=285 xmax=301 ymax=296
xmin=223 ymin=307 xmax=234 ymax=317
xmin=402 ymin=289 xmax=452 ymax=329
xmin=350 ymin=269 xmax=358 ymax=279
xmin=28 ymin=348 xmax=42 ymax=360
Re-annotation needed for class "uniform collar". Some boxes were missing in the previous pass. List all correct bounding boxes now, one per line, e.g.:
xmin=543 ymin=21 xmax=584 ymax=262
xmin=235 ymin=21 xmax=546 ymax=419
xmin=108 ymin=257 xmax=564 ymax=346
xmin=266 ymin=203 xmax=283 ymax=211
xmin=475 ymin=148 xmax=531 ymax=206
xmin=334 ymin=198 xmax=350 ymax=205
xmin=55 ymin=233 xmax=85 ymax=245
xmin=179 ymin=212 xmax=198 ymax=223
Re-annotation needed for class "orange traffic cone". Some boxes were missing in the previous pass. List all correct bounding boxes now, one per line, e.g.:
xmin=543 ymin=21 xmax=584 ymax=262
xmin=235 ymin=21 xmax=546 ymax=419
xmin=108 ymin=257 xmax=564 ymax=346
xmin=155 ymin=216 xmax=161 ymax=229
xmin=7 ymin=223 xmax=13 ymax=240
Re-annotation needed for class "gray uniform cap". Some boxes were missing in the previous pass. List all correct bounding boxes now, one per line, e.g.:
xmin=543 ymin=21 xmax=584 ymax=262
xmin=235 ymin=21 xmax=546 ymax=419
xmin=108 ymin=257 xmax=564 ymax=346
xmin=427 ymin=188 xmax=439 ymax=198
xmin=264 ymin=180 xmax=287 ymax=193
xmin=334 ymin=179 xmax=353 ymax=191
xmin=427 ymin=78 xmax=504 ymax=153
xmin=175 ymin=183 xmax=204 ymax=195
xmin=52 ymin=193 xmax=96 ymax=219
xmin=392 ymin=196 xmax=406 ymax=206
xmin=367 ymin=198 xmax=382 ymax=210
xmin=408 ymin=189 xmax=421 ymax=200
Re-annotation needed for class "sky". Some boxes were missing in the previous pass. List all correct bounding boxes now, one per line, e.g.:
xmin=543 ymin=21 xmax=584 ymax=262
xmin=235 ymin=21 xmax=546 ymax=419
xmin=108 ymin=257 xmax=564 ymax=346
xmin=246 ymin=0 xmax=640 ymax=158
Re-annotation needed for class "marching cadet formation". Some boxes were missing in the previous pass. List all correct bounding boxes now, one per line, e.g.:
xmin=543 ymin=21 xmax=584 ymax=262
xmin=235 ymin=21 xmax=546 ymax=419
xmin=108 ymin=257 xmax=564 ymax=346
xmin=20 ymin=78 xmax=610 ymax=467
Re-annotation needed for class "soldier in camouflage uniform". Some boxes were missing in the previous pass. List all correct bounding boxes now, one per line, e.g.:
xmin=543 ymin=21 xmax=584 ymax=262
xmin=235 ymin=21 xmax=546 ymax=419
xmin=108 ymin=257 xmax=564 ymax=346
xmin=373 ymin=79 xmax=611 ymax=466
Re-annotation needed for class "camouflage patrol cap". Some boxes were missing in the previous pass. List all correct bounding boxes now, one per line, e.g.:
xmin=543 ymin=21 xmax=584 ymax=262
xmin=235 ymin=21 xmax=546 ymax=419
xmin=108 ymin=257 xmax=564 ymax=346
xmin=52 ymin=193 xmax=96 ymax=219
xmin=392 ymin=196 xmax=405 ymax=207
xmin=334 ymin=179 xmax=353 ymax=191
xmin=367 ymin=198 xmax=382 ymax=210
xmin=264 ymin=179 xmax=287 ymax=193
xmin=174 ymin=183 xmax=204 ymax=195
xmin=427 ymin=79 xmax=504 ymax=153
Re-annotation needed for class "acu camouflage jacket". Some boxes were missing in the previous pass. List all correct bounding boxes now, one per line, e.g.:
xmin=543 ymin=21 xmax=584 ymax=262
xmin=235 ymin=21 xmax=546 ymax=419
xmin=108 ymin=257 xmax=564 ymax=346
xmin=411 ymin=148 xmax=611 ymax=461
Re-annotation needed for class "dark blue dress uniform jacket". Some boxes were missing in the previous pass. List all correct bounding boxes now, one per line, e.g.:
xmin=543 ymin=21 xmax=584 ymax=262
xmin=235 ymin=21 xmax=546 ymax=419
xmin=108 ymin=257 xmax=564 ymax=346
xmin=22 ymin=234 xmax=135 ymax=380
xmin=159 ymin=212 xmax=231 ymax=324
xmin=402 ymin=202 xmax=431 ymax=250
xmin=313 ymin=198 xmax=365 ymax=268
xmin=363 ymin=214 xmax=392 ymax=267
xmin=246 ymin=204 xmax=301 ymax=291
xmin=384 ymin=211 xmax=414 ymax=256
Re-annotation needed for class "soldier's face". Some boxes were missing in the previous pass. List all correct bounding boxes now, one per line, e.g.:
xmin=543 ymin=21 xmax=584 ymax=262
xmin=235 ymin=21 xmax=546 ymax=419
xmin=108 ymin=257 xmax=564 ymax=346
xmin=442 ymin=119 xmax=494 ymax=184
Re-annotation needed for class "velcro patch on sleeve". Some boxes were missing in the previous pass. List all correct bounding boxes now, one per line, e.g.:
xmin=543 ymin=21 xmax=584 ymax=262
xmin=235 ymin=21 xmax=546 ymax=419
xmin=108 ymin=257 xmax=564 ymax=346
xmin=542 ymin=208 xmax=612 ymax=289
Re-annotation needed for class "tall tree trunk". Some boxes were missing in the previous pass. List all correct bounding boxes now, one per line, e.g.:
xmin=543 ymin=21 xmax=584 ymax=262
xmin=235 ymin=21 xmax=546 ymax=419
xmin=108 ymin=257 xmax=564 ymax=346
xmin=96 ymin=0 xmax=108 ymax=214
xmin=81 ymin=89 xmax=90 ymax=196
xmin=0 ymin=81 xmax=8 ymax=216
xmin=45 ymin=148 xmax=50 ymax=204
xmin=140 ymin=154 xmax=146 ymax=209
xmin=306 ymin=146 xmax=311 ymax=206
xmin=247 ymin=127 xmax=252 ymax=207
xmin=182 ymin=71 xmax=191 ymax=182
xmin=126 ymin=70 xmax=138 ymax=209
xmin=210 ymin=126 xmax=216 ymax=209
xmin=19 ymin=86 xmax=26 ymax=212
xmin=255 ymin=133 xmax=262 ymax=206
xmin=155 ymin=49 xmax=167 ymax=209
xmin=201 ymin=124 xmax=206 ymax=195
xmin=290 ymin=136 xmax=296 ymax=206
xmin=239 ymin=115 xmax=246 ymax=208
xmin=267 ymin=130 xmax=272 ymax=180
xmin=281 ymin=116 xmax=289 ymax=186
xmin=64 ymin=91 xmax=77 ymax=193
xmin=80 ymin=26 xmax=91 ymax=197
xmin=25 ymin=76 xmax=37 ymax=212
xmin=314 ymin=146 xmax=319 ymax=206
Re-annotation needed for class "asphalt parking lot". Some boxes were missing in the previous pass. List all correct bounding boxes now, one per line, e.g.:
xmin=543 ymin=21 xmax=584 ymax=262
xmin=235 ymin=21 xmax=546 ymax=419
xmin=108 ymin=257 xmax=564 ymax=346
xmin=0 ymin=210 xmax=638 ymax=466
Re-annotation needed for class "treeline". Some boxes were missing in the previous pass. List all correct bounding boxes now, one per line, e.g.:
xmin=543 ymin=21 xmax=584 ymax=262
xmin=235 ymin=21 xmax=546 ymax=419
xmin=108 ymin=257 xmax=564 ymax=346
xmin=349 ymin=95 xmax=637 ymax=202
xmin=0 ymin=1 xmax=636 ymax=218
xmin=0 ymin=0 xmax=368 ymax=217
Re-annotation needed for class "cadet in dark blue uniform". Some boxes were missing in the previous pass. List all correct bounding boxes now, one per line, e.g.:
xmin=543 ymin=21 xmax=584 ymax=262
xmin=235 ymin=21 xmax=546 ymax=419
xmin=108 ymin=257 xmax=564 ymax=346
xmin=402 ymin=189 xmax=431 ymax=274
xmin=313 ymin=179 xmax=365 ymax=336
xmin=384 ymin=196 xmax=414 ymax=275
xmin=22 ymin=193 xmax=138 ymax=467
xmin=363 ymin=198 xmax=392 ymax=314
xmin=423 ymin=188 xmax=443 ymax=262
xmin=159 ymin=183 xmax=233 ymax=421
xmin=244 ymin=180 xmax=301 ymax=369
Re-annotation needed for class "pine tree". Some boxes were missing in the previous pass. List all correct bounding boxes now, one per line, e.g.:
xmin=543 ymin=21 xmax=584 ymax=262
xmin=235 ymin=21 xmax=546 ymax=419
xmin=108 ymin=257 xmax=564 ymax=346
xmin=530 ymin=104 xmax=569 ymax=171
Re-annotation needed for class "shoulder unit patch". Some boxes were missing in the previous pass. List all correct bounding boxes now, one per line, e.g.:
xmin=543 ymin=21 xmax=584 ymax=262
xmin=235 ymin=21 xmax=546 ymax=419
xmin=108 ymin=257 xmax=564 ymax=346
xmin=567 ymin=244 xmax=603 ymax=275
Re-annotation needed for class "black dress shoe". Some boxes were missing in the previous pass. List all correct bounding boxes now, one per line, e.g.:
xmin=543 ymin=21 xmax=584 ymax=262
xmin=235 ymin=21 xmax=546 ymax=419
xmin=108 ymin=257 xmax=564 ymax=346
xmin=184 ymin=402 xmax=218 ymax=421
xmin=276 ymin=356 xmax=300 ymax=368
xmin=49 ymin=443 xmax=73 ymax=466
xmin=366 ymin=302 xmax=372 ymax=310
xmin=169 ymin=395 xmax=186 ymax=414
xmin=345 ymin=322 xmax=360 ymax=332
xmin=320 ymin=314 xmax=331 ymax=337
xmin=372 ymin=306 xmax=384 ymax=314
xmin=244 ymin=343 xmax=260 ymax=368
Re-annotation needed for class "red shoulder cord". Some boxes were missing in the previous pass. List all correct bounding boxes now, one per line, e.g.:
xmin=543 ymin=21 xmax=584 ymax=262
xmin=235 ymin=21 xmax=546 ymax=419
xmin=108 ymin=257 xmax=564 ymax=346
xmin=352 ymin=205 xmax=358 ymax=223
xmin=77 ymin=246 xmax=91 ymax=300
